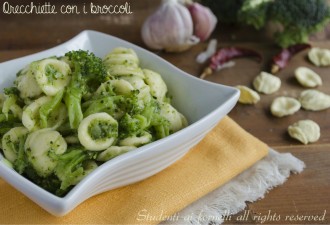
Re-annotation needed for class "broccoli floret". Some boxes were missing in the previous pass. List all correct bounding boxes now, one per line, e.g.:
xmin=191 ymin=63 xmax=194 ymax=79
xmin=239 ymin=0 xmax=272 ymax=29
xmin=140 ymin=99 xmax=170 ymax=140
xmin=64 ymin=50 xmax=107 ymax=129
xmin=4 ymin=87 xmax=20 ymax=96
xmin=269 ymin=0 xmax=330 ymax=48
xmin=239 ymin=0 xmax=330 ymax=47
xmin=119 ymin=113 xmax=148 ymax=138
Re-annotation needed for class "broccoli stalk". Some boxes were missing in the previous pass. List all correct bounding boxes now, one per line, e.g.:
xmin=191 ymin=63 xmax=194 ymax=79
xmin=39 ymin=89 xmax=64 ymax=128
xmin=55 ymin=148 xmax=97 ymax=192
xmin=64 ymin=50 xmax=107 ymax=129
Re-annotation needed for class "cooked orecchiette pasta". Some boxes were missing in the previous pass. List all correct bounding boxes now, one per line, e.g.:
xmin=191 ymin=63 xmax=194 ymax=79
xmin=2 ymin=127 xmax=29 ymax=163
xmin=119 ymin=131 xmax=152 ymax=147
xmin=22 ymin=96 xmax=67 ymax=131
xmin=0 ymin=47 xmax=188 ymax=196
xmin=160 ymin=102 xmax=185 ymax=132
xmin=143 ymin=69 xmax=168 ymax=101
xmin=97 ymin=146 xmax=137 ymax=161
xmin=32 ymin=58 xmax=71 ymax=96
xmin=103 ymin=47 xmax=139 ymax=67
xmin=78 ymin=112 xmax=118 ymax=151
xmin=25 ymin=129 xmax=67 ymax=177
xmin=2 ymin=94 xmax=23 ymax=120
xmin=107 ymin=65 xmax=145 ymax=78
xmin=96 ymin=79 xmax=134 ymax=96
xmin=15 ymin=69 xmax=43 ymax=99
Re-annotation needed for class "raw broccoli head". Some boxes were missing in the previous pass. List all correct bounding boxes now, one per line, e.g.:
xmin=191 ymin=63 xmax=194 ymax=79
xmin=238 ymin=0 xmax=272 ymax=29
xmin=269 ymin=0 xmax=330 ymax=47
xmin=202 ymin=0 xmax=330 ymax=48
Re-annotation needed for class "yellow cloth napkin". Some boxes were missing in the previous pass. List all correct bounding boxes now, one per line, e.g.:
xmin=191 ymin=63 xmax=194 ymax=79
xmin=0 ymin=117 xmax=268 ymax=224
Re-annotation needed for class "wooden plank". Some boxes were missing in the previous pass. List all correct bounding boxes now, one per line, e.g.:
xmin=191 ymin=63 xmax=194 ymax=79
xmin=244 ymin=147 xmax=330 ymax=224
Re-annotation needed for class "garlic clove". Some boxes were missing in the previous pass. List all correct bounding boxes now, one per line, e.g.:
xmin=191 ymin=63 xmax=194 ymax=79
xmin=141 ymin=0 xmax=199 ymax=52
xmin=187 ymin=2 xmax=218 ymax=42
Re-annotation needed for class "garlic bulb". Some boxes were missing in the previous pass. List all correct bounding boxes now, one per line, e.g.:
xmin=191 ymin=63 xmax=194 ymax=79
xmin=141 ymin=0 xmax=199 ymax=52
xmin=187 ymin=2 xmax=217 ymax=41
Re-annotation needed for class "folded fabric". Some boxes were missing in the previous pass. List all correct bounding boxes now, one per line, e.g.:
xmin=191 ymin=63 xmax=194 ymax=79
xmin=164 ymin=149 xmax=305 ymax=225
xmin=0 ymin=117 xmax=268 ymax=224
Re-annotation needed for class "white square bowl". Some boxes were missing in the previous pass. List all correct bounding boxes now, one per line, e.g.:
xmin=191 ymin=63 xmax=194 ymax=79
xmin=0 ymin=30 xmax=239 ymax=216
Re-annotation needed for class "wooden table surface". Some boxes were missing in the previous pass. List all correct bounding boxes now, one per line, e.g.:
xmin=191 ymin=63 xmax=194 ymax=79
xmin=1 ymin=1 xmax=329 ymax=224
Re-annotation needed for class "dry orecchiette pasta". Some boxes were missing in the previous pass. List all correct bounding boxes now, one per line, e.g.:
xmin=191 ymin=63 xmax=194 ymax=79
xmin=294 ymin=67 xmax=322 ymax=88
xmin=299 ymin=90 xmax=330 ymax=111
xmin=308 ymin=47 xmax=330 ymax=67
xmin=288 ymin=120 xmax=320 ymax=145
xmin=253 ymin=71 xmax=281 ymax=94
xmin=235 ymin=85 xmax=260 ymax=104
xmin=270 ymin=97 xmax=301 ymax=117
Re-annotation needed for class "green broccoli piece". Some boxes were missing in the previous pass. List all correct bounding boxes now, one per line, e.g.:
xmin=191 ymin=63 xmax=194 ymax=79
xmin=119 ymin=113 xmax=149 ymax=138
xmin=64 ymin=50 xmax=107 ymax=129
xmin=269 ymin=0 xmax=330 ymax=48
xmin=21 ymin=147 xmax=97 ymax=196
xmin=83 ymin=95 xmax=125 ymax=117
xmin=0 ymin=114 xmax=22 ymax=140
xmin=39 ymin=89 xmax=64 ymax=128
xmin=4 ymin=87 xmax=20 ymax=96
xmin=24 ymin=165 xmax=62 ymax=196
xmin=2 ymin=87 xmax=22 ymax=119
xmin=54 ymin=148 xmax=98 ymax=192
xmin=239 ymin=0 xmax=272 ymax=29
xmin=140 ymin=99 xmax=170 ymax=140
